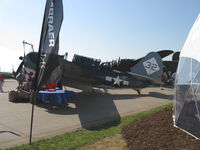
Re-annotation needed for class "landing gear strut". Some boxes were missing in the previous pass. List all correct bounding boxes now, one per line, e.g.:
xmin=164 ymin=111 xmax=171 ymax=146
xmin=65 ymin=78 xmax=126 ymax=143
xmin=136 ymin=90 xmax=141 ymax=95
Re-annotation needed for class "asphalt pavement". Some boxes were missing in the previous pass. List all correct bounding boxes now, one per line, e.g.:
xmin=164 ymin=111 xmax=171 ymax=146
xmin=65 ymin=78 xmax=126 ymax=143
xmin=0 ymin=79 xmax=173 ymax=149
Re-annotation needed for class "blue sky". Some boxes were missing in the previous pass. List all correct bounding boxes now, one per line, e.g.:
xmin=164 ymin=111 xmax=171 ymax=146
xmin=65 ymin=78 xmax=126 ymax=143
xmin=0 ymin=0 xmax=200 ymax=72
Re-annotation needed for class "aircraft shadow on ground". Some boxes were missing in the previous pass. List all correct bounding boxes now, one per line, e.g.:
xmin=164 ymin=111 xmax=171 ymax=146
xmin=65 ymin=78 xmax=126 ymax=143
xmin=39 ymin=92 xmax=145 ymax=130
xmin=6 ymin=87 xmax=173 ymax=131
xmin=37 ymin=92 xmax=122 ymax=130
xmin=148 ymin=92 xmax=173 ymax=100
xmin=36 ymin=91 xmax=172 ymax=130
xmin=0 ymin=131 xmax=21 ymax=137
xmin=43 ymin=105 xmax=77 ymax=115
xmin=74 ymin=92 xmax=125 ymax=130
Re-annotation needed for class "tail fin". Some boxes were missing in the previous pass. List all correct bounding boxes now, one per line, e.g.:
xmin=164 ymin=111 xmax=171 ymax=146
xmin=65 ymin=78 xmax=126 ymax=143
xmin=130 ymin=52 xmax=163 ymax=80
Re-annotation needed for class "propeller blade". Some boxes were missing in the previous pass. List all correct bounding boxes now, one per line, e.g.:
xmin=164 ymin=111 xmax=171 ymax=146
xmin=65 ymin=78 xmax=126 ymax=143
xmin=15 ymin=61 xmax=24 ymax=77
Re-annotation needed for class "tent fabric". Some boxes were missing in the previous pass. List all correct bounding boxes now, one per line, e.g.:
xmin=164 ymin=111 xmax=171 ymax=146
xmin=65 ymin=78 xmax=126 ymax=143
xmin=174 ymin=14 xmax=200 ymax=139
xmin=180 ymin=14 xmax=200 ymax=61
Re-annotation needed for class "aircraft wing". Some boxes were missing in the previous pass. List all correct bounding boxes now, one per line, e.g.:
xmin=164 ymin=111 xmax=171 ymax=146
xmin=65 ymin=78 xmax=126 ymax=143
xmin=156 ymin=50 xmax=174 ymax=59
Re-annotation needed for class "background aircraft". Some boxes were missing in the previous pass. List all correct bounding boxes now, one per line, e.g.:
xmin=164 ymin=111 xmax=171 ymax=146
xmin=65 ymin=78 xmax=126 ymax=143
xmin=163 ymin=51 xmax=180 ymax=73
xmin=101 ymin=50 xmax=174 ymax=72
xmin=16 ymin=51 xmax=164 ymax=94
xmin=0 ymin=72 xmax=14 ymax=79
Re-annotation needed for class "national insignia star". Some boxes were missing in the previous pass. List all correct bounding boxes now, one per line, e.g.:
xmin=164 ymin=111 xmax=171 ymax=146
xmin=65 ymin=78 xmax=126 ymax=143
xmin=113 ymin=75 xmax=122 ymax=86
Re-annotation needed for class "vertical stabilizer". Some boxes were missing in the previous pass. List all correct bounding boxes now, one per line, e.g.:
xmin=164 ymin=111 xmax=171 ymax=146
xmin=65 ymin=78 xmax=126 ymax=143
xmin=130 ymin=52 xmax=163 ymax=80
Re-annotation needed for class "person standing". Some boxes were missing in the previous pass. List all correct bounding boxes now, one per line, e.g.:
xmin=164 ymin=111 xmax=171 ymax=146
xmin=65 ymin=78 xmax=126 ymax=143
xmin=160 ymin=72 xmax=167 ymax=90
xmin=0 ymin=75 xmax=4 ymax=92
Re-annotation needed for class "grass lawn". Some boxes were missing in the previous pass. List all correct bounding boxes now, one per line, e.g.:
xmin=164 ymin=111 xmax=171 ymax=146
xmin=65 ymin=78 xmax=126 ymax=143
xmin=7 ymin=104 xmax=172 ymax=150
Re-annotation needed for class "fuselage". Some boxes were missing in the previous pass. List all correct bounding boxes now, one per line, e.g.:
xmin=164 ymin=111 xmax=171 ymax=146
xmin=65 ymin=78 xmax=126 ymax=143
xmin=23 ymin=52 xmax=151 ymax=91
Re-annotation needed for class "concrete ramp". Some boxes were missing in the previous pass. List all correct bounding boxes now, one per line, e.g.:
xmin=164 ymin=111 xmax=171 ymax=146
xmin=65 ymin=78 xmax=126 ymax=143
xmin=0 ymin=80 xmax=172 ymax=148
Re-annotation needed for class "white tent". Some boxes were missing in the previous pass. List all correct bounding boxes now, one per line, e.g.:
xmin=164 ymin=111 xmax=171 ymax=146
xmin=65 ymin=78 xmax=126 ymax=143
xmin=173 ymin=14 xmax=200 ymax=139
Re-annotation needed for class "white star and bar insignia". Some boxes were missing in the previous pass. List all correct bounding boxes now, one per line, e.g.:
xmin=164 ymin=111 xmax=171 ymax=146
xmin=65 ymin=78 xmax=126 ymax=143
xmin=105 ymin=75 xmax=129 ymax=86
xmin=113 ymin=76 xmax=122 ymax=86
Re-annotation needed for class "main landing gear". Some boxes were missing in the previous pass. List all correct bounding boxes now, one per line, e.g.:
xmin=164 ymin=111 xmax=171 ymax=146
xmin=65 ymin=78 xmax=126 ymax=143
xmin=136 ymin=90 xmax=141 ymax=95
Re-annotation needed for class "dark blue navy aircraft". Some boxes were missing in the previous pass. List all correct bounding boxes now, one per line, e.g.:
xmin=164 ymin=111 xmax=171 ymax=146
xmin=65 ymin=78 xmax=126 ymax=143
xmin=15 ymin=0 xmax=167 ymax=95
xmin=18 ymin=50 xmax=164 ymax=94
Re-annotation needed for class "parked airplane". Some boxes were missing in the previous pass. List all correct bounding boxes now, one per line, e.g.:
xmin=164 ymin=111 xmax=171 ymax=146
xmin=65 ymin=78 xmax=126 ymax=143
xmin=16 ymin=50 xmax=164 ymax=94
xmin=14 ymin=0 xmax=165 ymax=95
